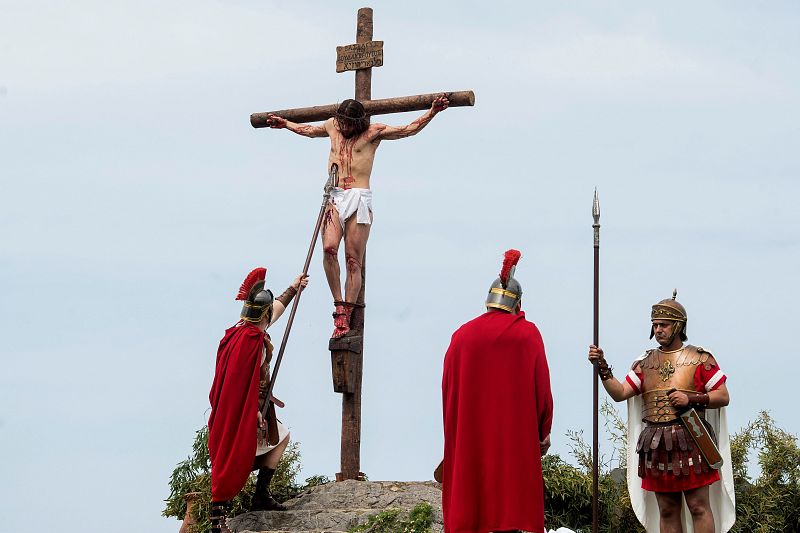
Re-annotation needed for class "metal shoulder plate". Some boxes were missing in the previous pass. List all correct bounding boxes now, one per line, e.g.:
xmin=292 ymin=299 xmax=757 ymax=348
xmin=632 ymin=350 xmax=653 ymax=371
xmin=695 ymin=346 xmax=718 ymax=371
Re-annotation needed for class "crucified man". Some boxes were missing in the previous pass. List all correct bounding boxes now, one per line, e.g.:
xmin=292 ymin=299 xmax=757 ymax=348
xmin=266 ymin=94 xmax=449 ymax=338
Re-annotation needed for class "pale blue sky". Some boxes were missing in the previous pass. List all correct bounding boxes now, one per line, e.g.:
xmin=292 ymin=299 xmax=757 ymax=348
xmin=1 ymin=2 xmax=798 ymax=531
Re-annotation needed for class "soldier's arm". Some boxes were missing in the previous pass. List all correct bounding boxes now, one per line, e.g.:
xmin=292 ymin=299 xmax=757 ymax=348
xmin=673 ymin=352 xmax=729 ymax=409
xmin=266 ymin=115 xmax=330 ymax=138
xmin=371 ymin=94 xmax=449 ymax=141
xmin=707 ymin=382 xmax=729 ymax=408
xmin=601 ymin=374 xmax=638 ymax=402
xmin=588 ymin=344 xmax=637 ymax=402
xmin=268 ymin=274 xmax=309 ymax=327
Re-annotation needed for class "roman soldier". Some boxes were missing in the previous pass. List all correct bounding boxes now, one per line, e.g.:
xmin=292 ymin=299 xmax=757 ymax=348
xmin=588 ymin=291 xmax=735 ymax=533
xmin=208 ymin=267 xmax=308 ymax=533
xmin=442 ymin=250 xmax=553 ymax=533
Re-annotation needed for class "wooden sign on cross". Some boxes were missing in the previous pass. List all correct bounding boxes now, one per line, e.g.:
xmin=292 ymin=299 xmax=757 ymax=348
xmin=251 ymin=7 xmax=474 ymax=482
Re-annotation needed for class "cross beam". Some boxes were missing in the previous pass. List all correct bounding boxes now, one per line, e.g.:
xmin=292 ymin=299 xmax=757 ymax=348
xmin=251 ymin=91 xmax=475 ymax=127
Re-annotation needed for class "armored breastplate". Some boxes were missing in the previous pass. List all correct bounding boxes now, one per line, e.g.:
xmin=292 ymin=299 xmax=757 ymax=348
xmin=639 ymin=345 xmax=709 ymax=423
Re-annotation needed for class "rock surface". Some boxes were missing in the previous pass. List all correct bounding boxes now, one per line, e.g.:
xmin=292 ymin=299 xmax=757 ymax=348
xmin=228 ymin=480 xmax=444 ymax=533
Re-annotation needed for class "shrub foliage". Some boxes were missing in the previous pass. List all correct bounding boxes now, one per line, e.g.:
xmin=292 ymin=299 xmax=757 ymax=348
xmin=348 ymin=503 xmax=434 ymax=533
xmin=162 ymin=426 xmax=327 ymax=532
xmin=165 ymin=408 xmax=800 ymax=533
xmin=728 ymin=411 xmax=800 ymax=533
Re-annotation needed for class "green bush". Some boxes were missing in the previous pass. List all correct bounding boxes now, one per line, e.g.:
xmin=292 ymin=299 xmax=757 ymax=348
xmin=162 ymin=426 xmax=327 ymax=533
xmin=348 ymin=503 xmax=434 ymax=533
xmin=729 ymin=411 xmax=800 ymax=533
xmin=543 ymin=400 xmax=644 ymax=533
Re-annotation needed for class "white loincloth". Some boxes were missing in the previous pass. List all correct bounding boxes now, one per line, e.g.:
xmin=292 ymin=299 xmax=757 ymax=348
xmin=329 ymin=187 xmax=372 ymax=229
xmin=626 ymin=352 xmax=736 ymax=533
xmin=255 ymin=420 xmax=289 ymax=457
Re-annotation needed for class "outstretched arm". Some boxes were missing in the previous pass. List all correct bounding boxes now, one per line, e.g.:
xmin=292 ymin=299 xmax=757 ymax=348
xmin=266 ymin=115 xmax=330 ymax=138
xmin=268 ymin=274 xmax=310 ymax=327
xmin=372 ymin=94 xmax=449 ymax=141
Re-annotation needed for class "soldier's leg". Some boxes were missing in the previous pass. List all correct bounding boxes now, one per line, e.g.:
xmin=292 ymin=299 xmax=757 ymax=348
xmin=683 ymin=485 xmax=714 ymax=533
xmin=252 ymin=431 xmax=291 ymax=470
xmin=210 ymin=501 xmax=233 ymax=533
xmin=654 ymin=491 xmax=684 ymax=533
xmin=250 ymin=432 xmax=292 ymax=512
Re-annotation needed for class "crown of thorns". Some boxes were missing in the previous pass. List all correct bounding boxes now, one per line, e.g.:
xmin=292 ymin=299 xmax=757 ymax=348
xmin=334 ymin=104 xmax=367 ymax=122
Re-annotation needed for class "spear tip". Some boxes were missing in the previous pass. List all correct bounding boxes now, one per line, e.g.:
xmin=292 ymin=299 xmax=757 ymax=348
xmin=592 ymin=188 xmax=600 ymax=221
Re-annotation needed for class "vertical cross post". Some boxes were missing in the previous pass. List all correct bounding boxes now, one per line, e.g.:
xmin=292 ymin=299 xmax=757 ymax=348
xmin=330 ymin=6 xmax=373 ymax=482
xmin=355 ymin=7 xmax=373 ymax=102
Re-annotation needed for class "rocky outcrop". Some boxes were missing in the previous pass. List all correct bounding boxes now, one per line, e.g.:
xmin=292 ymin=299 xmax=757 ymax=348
xmin=228 ymin=480 xmax=444 ymax=533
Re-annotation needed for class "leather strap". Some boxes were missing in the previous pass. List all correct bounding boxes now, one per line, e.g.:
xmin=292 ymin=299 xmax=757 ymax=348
xmin=687 ymin=392 xmax=710 ymax=408
xmin=276 ymin=286 xmax=297 ymax=307
xmin=597 ymin=357 xmax=614 ymax=381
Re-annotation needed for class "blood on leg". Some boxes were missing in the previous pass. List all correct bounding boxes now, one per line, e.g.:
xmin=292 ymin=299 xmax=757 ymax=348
xmin=322 ymin=204 xmax=344 ymax=302
xmin=343 ymin=211 xmax=372 ymax=303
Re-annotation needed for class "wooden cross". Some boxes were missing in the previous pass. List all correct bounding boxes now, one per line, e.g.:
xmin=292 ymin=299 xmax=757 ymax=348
xmin=251 ymin=7 xmax=474 ymax=482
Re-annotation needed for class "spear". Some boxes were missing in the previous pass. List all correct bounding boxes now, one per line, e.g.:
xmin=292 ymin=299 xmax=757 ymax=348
xmin=262 ymin=165 xmax=337 ymax=425
xmin=592 ymin=189 xmax=600 ymax=533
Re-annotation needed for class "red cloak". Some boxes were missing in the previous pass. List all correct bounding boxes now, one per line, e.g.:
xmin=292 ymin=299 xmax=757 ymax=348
xmin=208 ymin=323 xmax=264 ymax=502
xmin=442 ymin=311 xmax=553 ymax=533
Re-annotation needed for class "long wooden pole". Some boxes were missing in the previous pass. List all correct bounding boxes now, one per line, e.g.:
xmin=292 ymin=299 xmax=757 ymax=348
xmin=263 ymin=166 xmax=337 ymax=410
xmin=250 ymin=91 xmax=475 ymax=127
xmin=592 ymin=189 xmax=601 ymax=533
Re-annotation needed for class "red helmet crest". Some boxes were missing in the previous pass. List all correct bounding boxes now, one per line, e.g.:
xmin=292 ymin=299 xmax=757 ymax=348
xmin=236 ymin=267 xmax=267 ymax=301
xmin=499 ymin=249 xmax=522 ymax=287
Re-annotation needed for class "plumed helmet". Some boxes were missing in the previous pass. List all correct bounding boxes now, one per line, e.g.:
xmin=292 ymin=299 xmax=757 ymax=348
xmin=236 ymin=267 xmax=274 ymax=323
xmin=650 ymin=289 xmax=688 ymax=341
xmin=486 ymin=249 xmax=523 ymax=313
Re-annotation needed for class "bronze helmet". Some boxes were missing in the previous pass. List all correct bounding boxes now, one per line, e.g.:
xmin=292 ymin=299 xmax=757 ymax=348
xmin=486 ymin=250 xmax=523 ymax=313
xmin=236 ymin=267 xmax=274 ymax=324
xmin=650 ymin=289 xmax=687 ymax=341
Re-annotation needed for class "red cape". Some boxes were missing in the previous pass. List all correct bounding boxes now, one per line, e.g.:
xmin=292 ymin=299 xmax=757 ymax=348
xmin=208 ymin=323 xmax=264 ymax=502
xmin=442 ymin=311 xmax=553 ymax=533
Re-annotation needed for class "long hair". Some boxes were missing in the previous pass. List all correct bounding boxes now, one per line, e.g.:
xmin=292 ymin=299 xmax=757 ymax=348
xmin=335 ymin=99 xmax=369 ymax=137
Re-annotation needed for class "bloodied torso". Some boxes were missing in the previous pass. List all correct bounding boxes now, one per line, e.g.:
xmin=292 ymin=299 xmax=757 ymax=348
xmin=325 ymin=119 xmax=380 ymax=190
xmin=625 ymin=344 xmax=728 ymax=492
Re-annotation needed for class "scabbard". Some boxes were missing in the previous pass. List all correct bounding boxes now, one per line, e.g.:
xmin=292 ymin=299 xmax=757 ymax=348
xmin=266 ymin=401 xmax=279 ymax=446
xmin=679 ymin=408 xmax=723 ymax=469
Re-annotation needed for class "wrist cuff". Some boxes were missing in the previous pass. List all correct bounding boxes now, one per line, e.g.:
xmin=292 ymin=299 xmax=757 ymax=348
xmin=687 ymin=392 xmax=710 ymax=408
xmin=276 ymin=286 xmax=298 ymax=307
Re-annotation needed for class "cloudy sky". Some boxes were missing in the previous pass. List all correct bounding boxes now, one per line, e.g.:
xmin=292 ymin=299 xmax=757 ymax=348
xmin=2 ymin=1 xmax=798 ymax=531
